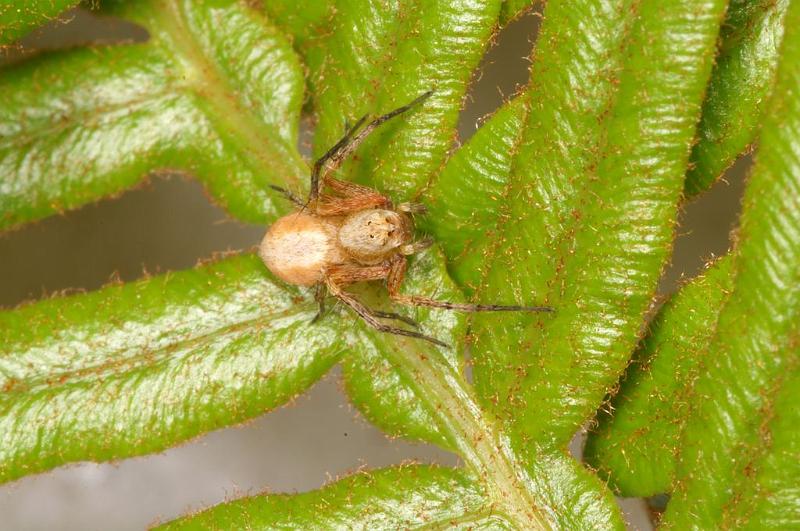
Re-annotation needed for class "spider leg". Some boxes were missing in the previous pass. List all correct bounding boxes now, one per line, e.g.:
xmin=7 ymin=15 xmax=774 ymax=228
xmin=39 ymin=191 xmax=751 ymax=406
xmin=269 ymin=185 xmax=304 ymax=207
xmin=314 ymin=176 xmax=392 ymax=216
xmin=325 ymin=277 xmax=448 ymax=348
xmin=325 ymin=264 xmax=420 ymax=327
xmin=310 ymin=114 xmax=368 ymax=202
xmin=316 ymin=193 xmax=391 ymax=216
xmin=397 ymin=202 xmax=427 ymax=214
xmin=325 ymin=176 xmax=388 ymax=198
xmin=309 ymin=90 xmax=434 ymax=202
xmin=326 ymin=263 xmax=392 ymax=285
xmin=399 ymin=238 xmax=434 ymax=256
xmin=387 ymin=255 xmax=555 ymax=313
xmin=311 ymin=283 xmax=327 ymax=324
xmin=370 ymin=310 xmax=420 ymax=328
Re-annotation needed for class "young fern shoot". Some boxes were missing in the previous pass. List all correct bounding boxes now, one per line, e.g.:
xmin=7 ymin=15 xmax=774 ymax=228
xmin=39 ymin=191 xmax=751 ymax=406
xmin=259 ymin=91 xmax=553 ymax=347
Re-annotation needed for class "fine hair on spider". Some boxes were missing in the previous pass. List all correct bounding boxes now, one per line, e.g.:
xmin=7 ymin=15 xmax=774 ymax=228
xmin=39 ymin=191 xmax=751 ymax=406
xmin=259 ymin=90 xmax=553 ymax=347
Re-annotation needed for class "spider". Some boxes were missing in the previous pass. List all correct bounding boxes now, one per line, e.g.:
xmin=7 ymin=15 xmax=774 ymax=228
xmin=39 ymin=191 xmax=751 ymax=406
xmin=259 ymin=91 xmax=553 ymax=347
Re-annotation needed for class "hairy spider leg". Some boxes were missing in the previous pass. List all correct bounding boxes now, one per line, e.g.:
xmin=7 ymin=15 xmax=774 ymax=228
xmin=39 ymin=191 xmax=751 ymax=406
xmin=309 ymin=114 xmax=368 ymax=203
xmin=316 ymin=192 xmax=390 ymax=216
xmin=308 ymin=90 xmax=435 ymax=203
xmin=324 ymin=263 xmax=425 ymax=330
xmin=399 ymin=238 xmax=434 ymax=256
xmin=387 ymin=255 xmax=555 ymax=313
xmin=269 ymin=184 xmax=304 ymax=207
xmin=325 ymin=277 xmax=447 ymax=348
xmin=314 ymin=267 xmax=417 ymax=327
xmin=311 ymin=283 xmax=327 ymax=324
xmin=323 ymin=175 xmax=386 ymax=198
xmin=397 ymin=202 xmax=428 ymax=214
xmin=369 ymin=309 xmax=420 ymax=329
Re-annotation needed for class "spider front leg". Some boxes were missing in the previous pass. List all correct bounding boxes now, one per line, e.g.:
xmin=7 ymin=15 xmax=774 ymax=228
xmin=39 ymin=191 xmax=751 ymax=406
xmin=387 ymin=255 xmax=555 ymax=313
xmin=309 ymin=115 xmax=367 ymax=203
xmin=315 ymin=185 xmax=391 ymax=216
xmin=308 ymin=90 xmax=434 ymax=203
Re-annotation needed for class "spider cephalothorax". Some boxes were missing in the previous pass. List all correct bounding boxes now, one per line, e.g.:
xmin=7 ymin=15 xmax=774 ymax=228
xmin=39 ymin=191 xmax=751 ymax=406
xmin=338 ymin=209 xmax=414 ymax=264
xmin=259 ymin=91 xmax=552 ymax=347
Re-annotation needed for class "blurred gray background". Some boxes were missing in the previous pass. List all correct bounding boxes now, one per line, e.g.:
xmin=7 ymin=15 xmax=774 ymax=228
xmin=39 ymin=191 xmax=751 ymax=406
xmin=0 ymin=7 xmax=746 ymax=530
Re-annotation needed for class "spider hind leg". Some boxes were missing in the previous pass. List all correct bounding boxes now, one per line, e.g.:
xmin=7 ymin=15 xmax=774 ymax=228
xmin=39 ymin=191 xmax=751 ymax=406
xmin=310 ymin=283 xmax=327 ymax=324
xmin=325 ymin=278 xmax=447 ymax=348
xmin=387 ymin=255 xmax=554 ymax=313
xmin=371 ymin=310 xmax=420 ymax=329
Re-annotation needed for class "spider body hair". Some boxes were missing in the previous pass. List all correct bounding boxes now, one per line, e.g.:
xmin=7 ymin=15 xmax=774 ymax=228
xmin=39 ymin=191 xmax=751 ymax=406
xmin=259 ymin=208 xmax=413 ymax=286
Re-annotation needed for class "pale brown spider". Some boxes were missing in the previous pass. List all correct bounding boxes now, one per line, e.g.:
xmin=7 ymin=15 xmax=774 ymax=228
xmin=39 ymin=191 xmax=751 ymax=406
xmin=259 ymin=91 xmax=553 ymax=347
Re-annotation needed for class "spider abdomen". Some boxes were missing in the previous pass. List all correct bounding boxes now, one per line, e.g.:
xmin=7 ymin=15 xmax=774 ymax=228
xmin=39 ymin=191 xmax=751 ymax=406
xmin=259 ymin=213 xmax=346 ymax=286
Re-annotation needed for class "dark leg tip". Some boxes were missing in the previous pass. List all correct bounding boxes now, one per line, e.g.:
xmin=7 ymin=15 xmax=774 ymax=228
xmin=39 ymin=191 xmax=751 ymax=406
xmin=427 ymin=337 xmax=450 ymax=349
xmin=412 ymin=90 xmax=434 ymax=107
xmin=373 ymin=310 xmax=420 ymax=328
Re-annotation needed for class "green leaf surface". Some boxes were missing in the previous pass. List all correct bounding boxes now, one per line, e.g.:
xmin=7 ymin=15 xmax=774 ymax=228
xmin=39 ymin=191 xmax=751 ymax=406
xmin=0 ymin=243 xmax=569 ymax=528
xmin=721 ymin=361 xmax=800 ymax=529
xmin=0 ymin=248 xmax=468 ymax=485
xmin=2 ymin=1 xmax=588 ymax=527
xmin=158 ymin=465 xmax=504 ymax=530
xmin=0 ymin=0 xmax=79 ymax=46
xmin=339 ymin=251 xmax=468 ymax=451
xmin=686 ymin=0 xmax=789 ymax=197
xmin=298 ymin=0 xmax=502 ymax=200
xmin=430 ymin=0 xmax=727 ymax=473
xmin=162 ymin=455 xmax=626 ymax=531
xmin=162 ymin=431 xmax=623 ymax=530
xmin=662 ymin=1 xmax=800 ymax=525
xmin=0 ymin=0 xmax=306 ymax=231
xmin=339 ymin=276 xmax=627 ymax=527
xmin=0 ymin=254 xmax=343 ymax=484
xmin=499 ymin=0 xmax=539 ymax=25
xmin=10 ymin=0 xmax=799 ymax=528
xmin=423 ymin=94 xmax=527 ymax=291
xmin=260 ymin=1 xmax=333 ymax=49
xmin=529 ymin=452 xmax=625 ymax=530
xmin=584 ymin=255 xmax=735 ymax=497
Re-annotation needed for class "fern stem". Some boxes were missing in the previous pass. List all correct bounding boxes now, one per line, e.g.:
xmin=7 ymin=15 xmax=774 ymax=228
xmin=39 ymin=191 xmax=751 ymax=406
xmin=379 ymin=339 xmax=551 ymax=529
